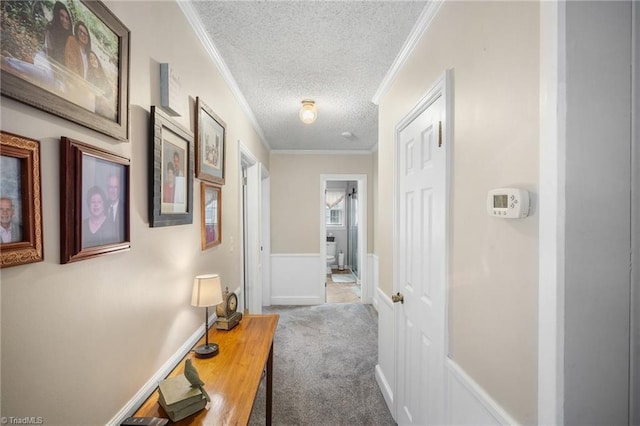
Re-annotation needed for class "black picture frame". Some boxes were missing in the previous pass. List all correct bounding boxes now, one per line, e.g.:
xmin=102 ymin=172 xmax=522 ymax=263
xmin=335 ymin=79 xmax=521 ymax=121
xmin=0 ymin=131 xmax=44 ymax=268
xmin=1 ymin=1 xmax=130 ymax=141
xmin=60 ymin=136 xmax=130 ymax=264
xmin=149 ymin=106 xmax=193 ymax=227
xmin=195 ymin=97 xmax=226 ymax=185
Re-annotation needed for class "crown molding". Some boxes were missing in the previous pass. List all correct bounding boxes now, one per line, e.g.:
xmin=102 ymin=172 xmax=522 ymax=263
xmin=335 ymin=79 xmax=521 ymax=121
xmin=270 ymin=149 xmax=374 ymax=156
xmin=371 ymin=0 xmax=445 ymax=105
xmin=178 ymin=1 xmax=271 ymax=150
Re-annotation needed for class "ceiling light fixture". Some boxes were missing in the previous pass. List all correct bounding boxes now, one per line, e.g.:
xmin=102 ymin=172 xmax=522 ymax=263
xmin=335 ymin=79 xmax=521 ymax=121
xmin=299 ymin=99 xmax=317 ymax=124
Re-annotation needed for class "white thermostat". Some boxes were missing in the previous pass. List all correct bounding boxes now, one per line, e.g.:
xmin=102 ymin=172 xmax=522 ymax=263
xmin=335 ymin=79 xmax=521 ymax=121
xmin=487 ymin=188 xmax=530 ymax=218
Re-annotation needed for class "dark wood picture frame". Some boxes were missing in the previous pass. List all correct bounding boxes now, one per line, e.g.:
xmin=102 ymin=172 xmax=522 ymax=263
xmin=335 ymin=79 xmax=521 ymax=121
xmin=60 ymin=137 xmax=130 ymax=264
xmin=0 ymin=131 xmax=43 ymax=268
xmin=195 ymin=97 xmax=226 ymax=185
xmin=200 ymin=182 xmax=221 ymax=250
xmin=149 ymin=106 xmax=193 ymax=227
xmin=1 ymin=1 xmax=130 ymax=141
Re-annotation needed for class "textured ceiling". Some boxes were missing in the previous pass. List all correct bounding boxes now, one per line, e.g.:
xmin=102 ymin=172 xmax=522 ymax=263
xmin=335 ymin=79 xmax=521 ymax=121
xmin=187 ymin=1 xmax=428 ymax=151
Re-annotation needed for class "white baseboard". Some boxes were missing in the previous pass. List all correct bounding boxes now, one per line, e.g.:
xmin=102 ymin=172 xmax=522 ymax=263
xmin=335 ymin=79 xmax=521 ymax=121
xmin=107 ymin=313 xmax=216 ymax=425
xmin=446 ymin=358 xmax=520 ymax=425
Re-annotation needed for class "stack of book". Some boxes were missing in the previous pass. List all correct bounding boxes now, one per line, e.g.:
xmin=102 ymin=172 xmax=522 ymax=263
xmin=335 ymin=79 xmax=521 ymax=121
xmin=157 ymin=374 xmax=207 ymax=422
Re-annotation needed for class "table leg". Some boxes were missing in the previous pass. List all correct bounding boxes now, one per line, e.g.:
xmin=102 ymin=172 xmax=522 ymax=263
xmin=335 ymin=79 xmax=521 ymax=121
xmin=266 ymin=342 xmax=273 ymax=426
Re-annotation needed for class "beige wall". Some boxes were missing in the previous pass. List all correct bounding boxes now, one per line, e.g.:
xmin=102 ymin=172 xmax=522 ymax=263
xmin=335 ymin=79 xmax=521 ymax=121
xmin=0 ymin=1 xmax=267 ymax=423
xmin=270 ymin=153 xmax=373 ymax=254
xmin=377 ymin=2 xmax=539 ymax=424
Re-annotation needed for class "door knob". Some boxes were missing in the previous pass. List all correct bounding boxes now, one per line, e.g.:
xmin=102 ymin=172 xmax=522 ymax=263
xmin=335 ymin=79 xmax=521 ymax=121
xmin=392 ymin=292 xmax=404 ymax=304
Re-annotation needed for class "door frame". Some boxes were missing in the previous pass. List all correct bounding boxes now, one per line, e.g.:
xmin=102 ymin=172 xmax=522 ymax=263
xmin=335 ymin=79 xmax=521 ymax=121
xmin=392 ymin=69 xmax=452 ymax=422
xmin=261 ymin=163 xmax=271 ymax=307
xmin=239 ymin=143 xmax=265 ymax=314
xmin=320 ymin=174 xmax=368 ymax=303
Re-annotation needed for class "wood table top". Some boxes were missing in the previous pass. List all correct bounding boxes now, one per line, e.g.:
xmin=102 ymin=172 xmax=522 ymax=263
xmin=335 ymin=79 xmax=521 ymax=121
xmin=133 ymin=314 xmax=279 ymax=425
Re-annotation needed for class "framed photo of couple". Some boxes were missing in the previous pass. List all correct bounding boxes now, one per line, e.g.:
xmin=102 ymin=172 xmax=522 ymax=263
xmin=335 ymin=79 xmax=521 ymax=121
xmin=0 ymin=131 xmax=43 ymax=268
xmin=149 ymin=106 xmax=194 ymax=227
xmin=195 ymin=97 xmax=225 ymax=185
xmin=60 ymin=137 xmax=130 ymax=264
xmin=0 ymin=0 xmax=130 ymax=141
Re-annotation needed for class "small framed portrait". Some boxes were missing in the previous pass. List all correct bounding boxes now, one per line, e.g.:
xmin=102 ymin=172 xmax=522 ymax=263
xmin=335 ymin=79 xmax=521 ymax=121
xmin=195 ymin=97 xmax=226 ymax=185
xmin=60 ymin=137 xmax=130 ymax=264
xmin=0 ymin=1 xmax=130 ymax=141
xmin=150 ymin=106 xmax=193 ymax=227
xmin=200 ymin=182 xmax=221 ymax=250
xmin=0 ymin=131 xmax=43 ymax=268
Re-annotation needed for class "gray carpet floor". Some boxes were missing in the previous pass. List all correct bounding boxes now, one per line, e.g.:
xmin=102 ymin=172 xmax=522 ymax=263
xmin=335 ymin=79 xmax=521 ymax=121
xmin=249 ymin=304 xmax=396 ymax=425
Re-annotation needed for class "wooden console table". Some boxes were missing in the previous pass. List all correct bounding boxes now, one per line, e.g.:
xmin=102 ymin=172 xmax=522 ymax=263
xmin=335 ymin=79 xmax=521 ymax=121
xmin=133 ymin=314 xmax=279 ymax=425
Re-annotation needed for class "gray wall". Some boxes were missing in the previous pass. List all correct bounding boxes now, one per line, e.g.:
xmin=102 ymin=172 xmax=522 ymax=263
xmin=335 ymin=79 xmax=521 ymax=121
xmin=564 ymin=1 xmax=633 ymax=424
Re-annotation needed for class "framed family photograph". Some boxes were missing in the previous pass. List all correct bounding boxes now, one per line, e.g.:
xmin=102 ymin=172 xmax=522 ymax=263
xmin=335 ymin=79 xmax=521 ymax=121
xmin=1 ymin=0 xmax=130 ymax=141
xmin=0 ymin=131 xmax=43 ymax=268
xmin=195 ymin=97 xmax=225 ymax=185
xmin=200 ymin=182 xmax=221 ymax=250
xmin=150 ymin=106 xmax=193 ymax=227
xmin=60 ymin=137 xmax=130 ymax=264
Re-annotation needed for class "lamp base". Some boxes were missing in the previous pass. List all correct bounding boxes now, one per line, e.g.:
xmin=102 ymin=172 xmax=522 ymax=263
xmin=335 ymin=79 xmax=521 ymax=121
xmin=193 ymin=343 xmax=219 ymax=358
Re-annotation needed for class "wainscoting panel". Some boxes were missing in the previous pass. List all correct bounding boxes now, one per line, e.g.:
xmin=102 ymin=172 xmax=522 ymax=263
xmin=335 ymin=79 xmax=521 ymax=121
xmin=375 ymin=285 xmax=396 ymax=418
xmin=270 ymin=254 xmax=324 ymax=305
xmin=445 ymin=359 xmax=519 ymax=425
xmin=364 ymin=253 xmax=377 ymax=306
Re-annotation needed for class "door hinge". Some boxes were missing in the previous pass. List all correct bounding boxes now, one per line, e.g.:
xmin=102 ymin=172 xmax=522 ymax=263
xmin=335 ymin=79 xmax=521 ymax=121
xmin=438 ymin=121 xmax=443 ymax=148
xmin=242 ymin=177 xmax=248 ymax=186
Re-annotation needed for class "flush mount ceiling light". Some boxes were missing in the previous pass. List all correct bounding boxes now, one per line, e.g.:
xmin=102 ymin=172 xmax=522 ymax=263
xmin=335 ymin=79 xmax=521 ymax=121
xmin=299 ymin=99 xmax=317 ymax=124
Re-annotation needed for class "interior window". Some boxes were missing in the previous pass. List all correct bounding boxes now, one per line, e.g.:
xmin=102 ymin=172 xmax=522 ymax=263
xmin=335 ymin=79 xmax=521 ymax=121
xmin=325 ymin=190 xmax=345 ymax=227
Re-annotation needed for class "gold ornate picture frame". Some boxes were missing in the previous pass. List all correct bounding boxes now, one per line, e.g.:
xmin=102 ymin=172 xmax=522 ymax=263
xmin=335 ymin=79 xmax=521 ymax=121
xmin=0 ymin=131 xmax=43 ymax=268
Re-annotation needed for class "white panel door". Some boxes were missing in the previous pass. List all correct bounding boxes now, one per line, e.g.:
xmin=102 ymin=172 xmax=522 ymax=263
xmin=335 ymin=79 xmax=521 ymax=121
xmin=396 ymin=95 xmax=446 ymax=425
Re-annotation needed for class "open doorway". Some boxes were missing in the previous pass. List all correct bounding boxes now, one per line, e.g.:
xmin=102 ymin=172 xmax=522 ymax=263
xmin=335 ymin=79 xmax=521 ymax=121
xmin=320 ymin=174 xmax=368 ymax=304
xmin=239 ymin=143 xmax=269 ymax=314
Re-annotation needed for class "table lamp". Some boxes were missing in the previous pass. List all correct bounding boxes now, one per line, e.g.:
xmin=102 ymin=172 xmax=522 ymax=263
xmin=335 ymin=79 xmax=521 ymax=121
xmin=191 ymin=274 xmax=223 ymax=358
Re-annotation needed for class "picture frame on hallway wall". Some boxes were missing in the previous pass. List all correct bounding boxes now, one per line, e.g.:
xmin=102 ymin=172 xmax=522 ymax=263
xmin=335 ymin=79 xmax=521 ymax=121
xmin=149 ymin=106 xmax=194 ymax=227
xmin=60 ymin=137 xmax=130 ymax=264
xmin=0 ymin=131 xmax=43 ymax=268
xmin=195 ymin=97 xmax=226 ymax=185
xmin=0 ymin=0 xmax=130 ymax=141
xmin=200 ymin=182 xmax=221 ymax=250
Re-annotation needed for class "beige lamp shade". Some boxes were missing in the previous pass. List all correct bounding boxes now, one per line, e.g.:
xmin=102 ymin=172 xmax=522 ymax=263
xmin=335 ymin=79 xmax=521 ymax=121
xmin=191 ymin=274 xmax=223 ymax=307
